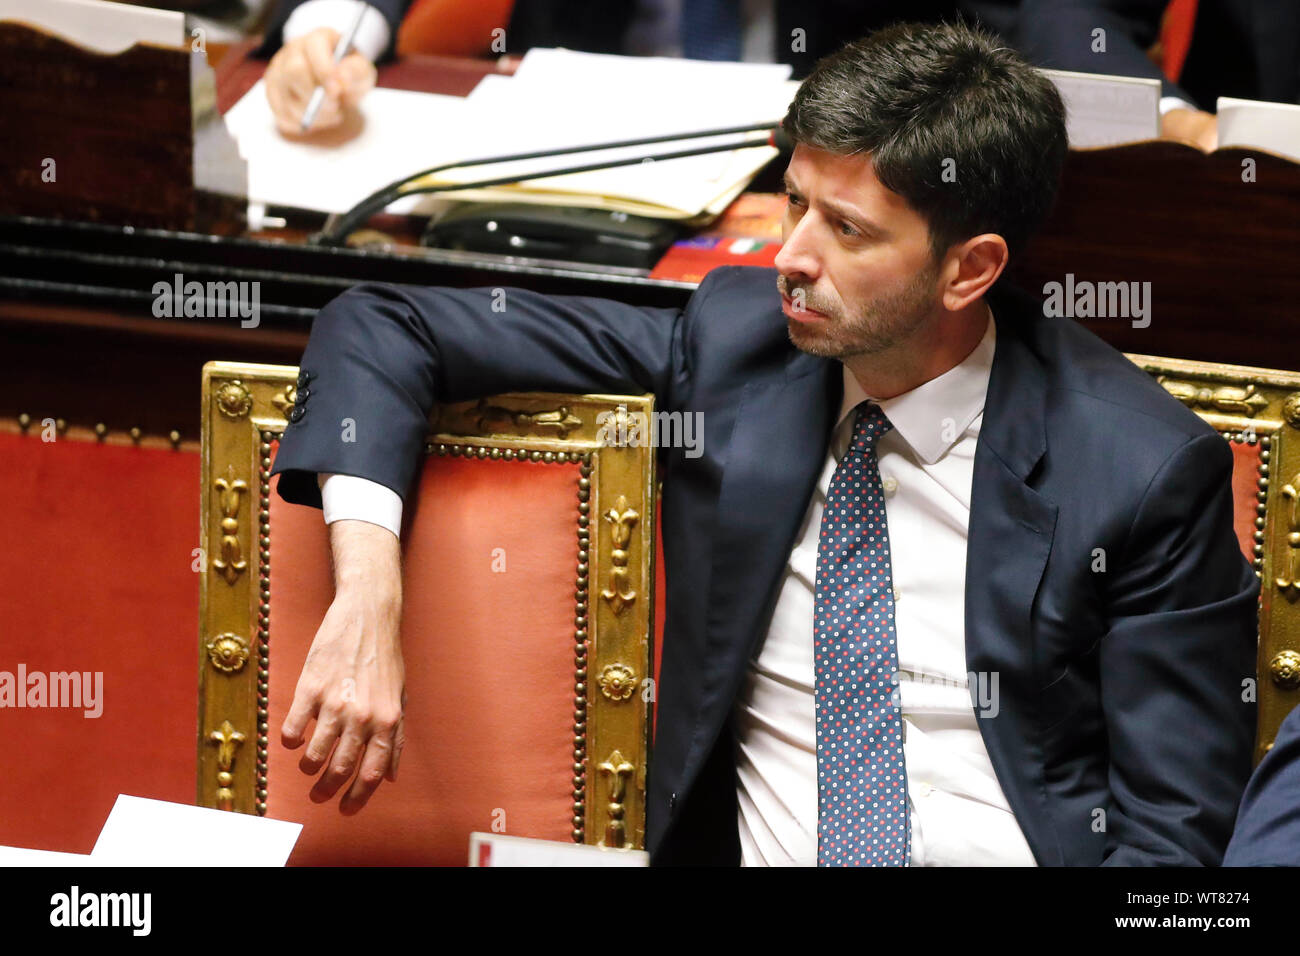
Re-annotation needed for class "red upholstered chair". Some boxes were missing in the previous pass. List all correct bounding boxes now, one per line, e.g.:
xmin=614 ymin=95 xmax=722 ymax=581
xmin=198 ymin=362 xmax=661 ymax=863
xmin=198 ymin=352 xmax=1300 ymax=866
xmin=0 ymin=420 xmax=197 ymax=854
xmin=1126 ymin=353 xmax=1300 ymax=761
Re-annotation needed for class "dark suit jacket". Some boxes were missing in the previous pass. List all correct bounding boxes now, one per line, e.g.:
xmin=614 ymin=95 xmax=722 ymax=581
xmin=271 ymin=265 xmax=1258 ymax=865
xmin=1224 ymin=701 xmax=1300 ymax=865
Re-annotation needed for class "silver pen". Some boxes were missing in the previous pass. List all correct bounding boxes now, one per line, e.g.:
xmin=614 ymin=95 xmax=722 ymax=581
xmin=300 ymin=0 xmax=369 ymax=132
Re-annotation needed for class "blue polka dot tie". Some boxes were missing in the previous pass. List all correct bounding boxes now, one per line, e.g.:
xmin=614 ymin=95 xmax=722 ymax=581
xmin=814 ymin=401 xmax=910 ymax=866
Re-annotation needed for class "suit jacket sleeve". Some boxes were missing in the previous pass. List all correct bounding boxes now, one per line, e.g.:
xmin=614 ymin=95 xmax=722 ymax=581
xmin=255 ymin=0 xmax=414 ymax=59
xmin=1222 ymin=699 xmax=1300 ymax=865
xmin=270 ymin=276 xmax=704 ymax=508
xmin=1098 ymin=430 xmax=1258 ymax=865
xmin=1015 ymin=0 xmax=1197 ymax=106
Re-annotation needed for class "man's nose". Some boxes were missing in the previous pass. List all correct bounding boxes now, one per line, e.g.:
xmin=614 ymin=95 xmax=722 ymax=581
xmin=774 ymin=214 xmax=821 ymax=282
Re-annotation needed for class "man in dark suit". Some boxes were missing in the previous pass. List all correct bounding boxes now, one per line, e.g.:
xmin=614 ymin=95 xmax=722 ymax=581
xmin=269 ymin=21 xmax=1257 ymax=865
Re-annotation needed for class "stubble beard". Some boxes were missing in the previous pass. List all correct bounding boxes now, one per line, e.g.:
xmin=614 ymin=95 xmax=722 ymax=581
xmin=780 ymin=264 xmax=940 ymax=361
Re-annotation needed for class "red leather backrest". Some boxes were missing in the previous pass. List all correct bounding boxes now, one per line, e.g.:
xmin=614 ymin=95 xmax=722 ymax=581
xmin=0 ymin=433 xmax=196 ymax=853
xmin=1228 ymin=438 xmax=1262 ymax=563
xmin=267 ymin=445 xmax=581 ymax=864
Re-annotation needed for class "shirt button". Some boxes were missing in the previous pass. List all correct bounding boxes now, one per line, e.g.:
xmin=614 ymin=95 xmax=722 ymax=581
xmin=892 ymin=586 xmax=901 ymax=601
xmin=882 ymin=475 xmax=898 ymax=495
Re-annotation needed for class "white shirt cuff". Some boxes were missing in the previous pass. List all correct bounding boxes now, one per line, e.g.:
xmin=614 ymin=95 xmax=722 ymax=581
xmin=318 ymin=472 xmax=403 ymax=540
xmin=1159 ymin=95 xmax=1199 ymax=116
xmin=282 ymin=0 xmax=392 ymax=63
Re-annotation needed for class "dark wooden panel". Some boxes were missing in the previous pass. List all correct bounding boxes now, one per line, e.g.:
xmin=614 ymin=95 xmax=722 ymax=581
xmin=1011 ymin=142 xmax=1300 ymax=368
xmin=0 ymin=301 xmax=308 ymax=442
xmin=0 ymin=23 xmax=196 ymax=229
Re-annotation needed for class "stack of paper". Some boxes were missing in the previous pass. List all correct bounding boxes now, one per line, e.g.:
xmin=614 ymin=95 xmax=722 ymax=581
xmin=1218 ymin=96 xmax=1300 ymax=162
xmin=224 ymin=48 xmax=801 ymax=221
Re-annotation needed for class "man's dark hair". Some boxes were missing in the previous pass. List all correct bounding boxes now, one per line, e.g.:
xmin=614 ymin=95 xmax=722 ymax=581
xmin=782 ymin=20 xmax=1068 ymax=261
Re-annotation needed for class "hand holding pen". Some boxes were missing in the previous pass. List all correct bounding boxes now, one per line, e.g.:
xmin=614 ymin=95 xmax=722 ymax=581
xmin=263 ymin=2 xmax=377 ymax=137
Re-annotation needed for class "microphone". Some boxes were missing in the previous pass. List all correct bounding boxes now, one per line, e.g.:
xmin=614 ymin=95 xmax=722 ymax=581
xmin=313 ymin=122 xmax=794 ymax=246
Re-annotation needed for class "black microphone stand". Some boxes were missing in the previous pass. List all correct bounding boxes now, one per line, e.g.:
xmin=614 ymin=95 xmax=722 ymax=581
xmin=313 ymin=121 xmax=789 ymax=246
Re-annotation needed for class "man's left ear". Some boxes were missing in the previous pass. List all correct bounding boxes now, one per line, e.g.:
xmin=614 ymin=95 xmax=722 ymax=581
xmin=940 ymin=234 xmax=1008 ymax=311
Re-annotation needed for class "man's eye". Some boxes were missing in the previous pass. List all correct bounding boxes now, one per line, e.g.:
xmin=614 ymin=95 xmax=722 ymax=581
xmin=785 ymin=193 xmax=804 ymax=207
xmin=838 ymin=221 xmax=860 ymax=238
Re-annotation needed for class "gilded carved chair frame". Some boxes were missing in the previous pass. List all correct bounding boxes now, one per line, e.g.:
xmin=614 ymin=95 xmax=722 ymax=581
xmin=1127 ymin=352 xmax=1300 ymax=763
xmin=198 ymin=361 xmax=657 ymax=850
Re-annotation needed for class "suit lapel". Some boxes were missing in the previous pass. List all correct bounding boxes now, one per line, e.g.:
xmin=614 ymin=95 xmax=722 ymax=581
xmin=684 ymin=348 xmax=840 ymax=778
xmin=964 ymin=287 xmax=1062 ymax=864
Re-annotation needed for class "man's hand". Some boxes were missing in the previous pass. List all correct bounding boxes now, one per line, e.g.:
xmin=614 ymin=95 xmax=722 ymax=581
xmin=281 ymin=518 xmax=405 ymax=814
xmin=1161 ymin=108 xmax=1219 ymax=152
xmin=264 ymin=26 xmax=377 ymax=135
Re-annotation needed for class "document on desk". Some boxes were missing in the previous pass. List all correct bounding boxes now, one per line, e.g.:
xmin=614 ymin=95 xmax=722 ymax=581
xmin=1038 ymin=68 xmax=1160 ymax=148
xmin=225 ymin=80 xmax=474 ymax=215
xmin=224 ymin=48 xmax=799 ymax=221
xmin=431 ymin=49 xmax=794 ymax=220
xmin=1218 ymin=96 xmax=1300 ymax=163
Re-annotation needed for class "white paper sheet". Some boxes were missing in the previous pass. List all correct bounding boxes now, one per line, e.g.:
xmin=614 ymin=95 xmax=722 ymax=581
xmin=90 ymin=795 xmax=301 ymax=866
xmin=0 ymin=845 xmax=99 ymax=866
xmin=1040 ymin=68 xmax=1161 ymax=148
xmin=468 ymin=832 xmax=649 ymax=866
xmin=224 ymin=79 xmax=474 ymax=213
xmin=1218 ymin=96 xmax=1300 ymax=162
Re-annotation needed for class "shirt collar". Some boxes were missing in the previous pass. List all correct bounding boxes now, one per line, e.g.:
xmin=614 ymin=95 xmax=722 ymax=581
xmin=835 ymin=307 xmax=997 ymax=465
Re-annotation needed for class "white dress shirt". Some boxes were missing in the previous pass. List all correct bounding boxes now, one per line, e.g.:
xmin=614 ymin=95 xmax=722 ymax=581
xmin=319 ymin=472 xmax=403 ymax=538
xmin=734 ymin=308 xmax=1039 ymax=867
xmin=1159 ymin=95 xmax=1199 ymax=116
